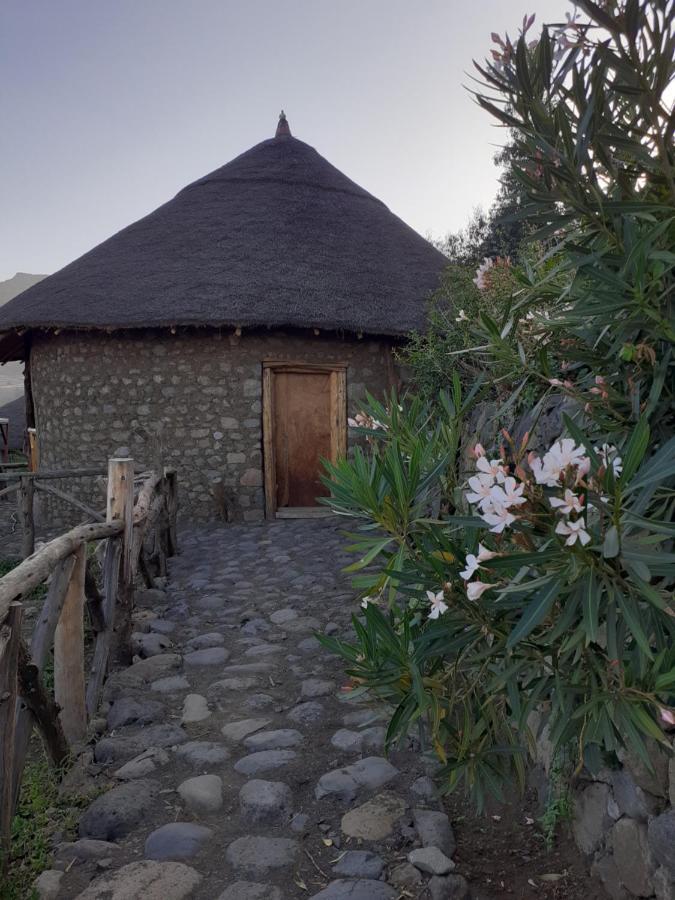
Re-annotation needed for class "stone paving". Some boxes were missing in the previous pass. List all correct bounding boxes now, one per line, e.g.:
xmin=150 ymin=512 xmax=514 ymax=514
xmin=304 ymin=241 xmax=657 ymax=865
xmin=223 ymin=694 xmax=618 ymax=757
xmin=37 ymin=519 xmax=469 ymax=900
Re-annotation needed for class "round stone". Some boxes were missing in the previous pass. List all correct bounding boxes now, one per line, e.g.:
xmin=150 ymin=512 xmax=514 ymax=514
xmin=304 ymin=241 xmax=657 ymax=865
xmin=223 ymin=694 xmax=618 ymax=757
xmin=144 ymin=822 xmax=212 ymax=860
xmin=239 ymin=779 xmax=293 ymax=825
xmin=340 ymin=792 xmax=406 ymax=840
xmin=408 ymin=846 xmax=455 ymax=876
xmin=225 ymin=835 xmax=298 ymax=877
xmin=177 ymin=774 xmax=223 ymax=813
xmin=73 ymin=860 xmax=202 ymax=899
xmin=181 ymin=694 xmax=211 ymax=723
xmin=184 ymin=647 xmax=229 ymax=666
xmin=301 ymin=679 xmax=335 ymax=698
xmin=243 ymin=729 xmax=303 ymax=751
xmin=174 ymin=741 xmax=230 ymax=765
xmin=234 ymin=750 xmax=298 ymax=776
xmin=288 ymin=701 xmax=325 ymax=724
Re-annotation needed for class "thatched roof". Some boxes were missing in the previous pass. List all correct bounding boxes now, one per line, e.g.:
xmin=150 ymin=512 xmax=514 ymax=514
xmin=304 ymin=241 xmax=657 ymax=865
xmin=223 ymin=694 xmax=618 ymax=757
xmin=0 ymin=115 xmax=447 ymax=339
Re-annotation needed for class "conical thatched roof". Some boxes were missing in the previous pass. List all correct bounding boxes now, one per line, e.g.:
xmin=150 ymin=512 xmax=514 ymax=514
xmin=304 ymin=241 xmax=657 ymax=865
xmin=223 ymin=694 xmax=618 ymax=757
xmin=0 ymin=116 xmax=447 ymax=338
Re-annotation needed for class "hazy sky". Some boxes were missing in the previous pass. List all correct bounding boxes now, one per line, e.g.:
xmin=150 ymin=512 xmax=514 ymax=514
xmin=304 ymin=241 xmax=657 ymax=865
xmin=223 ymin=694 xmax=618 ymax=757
xmin=0 ymin=0 xmax=570 ymax=281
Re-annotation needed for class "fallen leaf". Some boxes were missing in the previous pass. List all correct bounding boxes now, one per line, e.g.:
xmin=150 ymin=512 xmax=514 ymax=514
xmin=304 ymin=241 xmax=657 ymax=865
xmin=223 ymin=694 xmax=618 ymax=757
xmin=540 ymin=873 xmax=564 ymax=882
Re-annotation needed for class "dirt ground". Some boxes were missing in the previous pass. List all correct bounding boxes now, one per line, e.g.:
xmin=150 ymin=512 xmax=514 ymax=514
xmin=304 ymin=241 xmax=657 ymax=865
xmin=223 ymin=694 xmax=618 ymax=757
xmin=444 ymin=787 xmax=606 ymax=900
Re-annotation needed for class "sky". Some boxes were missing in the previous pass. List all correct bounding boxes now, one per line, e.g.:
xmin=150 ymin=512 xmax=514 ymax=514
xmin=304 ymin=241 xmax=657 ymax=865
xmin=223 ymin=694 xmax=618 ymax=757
xmin=0 ymin=0 xmax=570 ymax=281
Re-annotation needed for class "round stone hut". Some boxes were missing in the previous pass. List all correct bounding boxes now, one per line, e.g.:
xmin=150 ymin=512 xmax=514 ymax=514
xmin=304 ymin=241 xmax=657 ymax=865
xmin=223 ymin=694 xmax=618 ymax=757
xmin=0 ymin=114 xmax=447 ymax=522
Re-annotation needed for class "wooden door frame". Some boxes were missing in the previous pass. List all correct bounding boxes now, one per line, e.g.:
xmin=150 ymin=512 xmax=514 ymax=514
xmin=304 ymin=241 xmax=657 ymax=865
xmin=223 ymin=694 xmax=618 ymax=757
xmin=262 ymin=361 xmax=347 ymax=520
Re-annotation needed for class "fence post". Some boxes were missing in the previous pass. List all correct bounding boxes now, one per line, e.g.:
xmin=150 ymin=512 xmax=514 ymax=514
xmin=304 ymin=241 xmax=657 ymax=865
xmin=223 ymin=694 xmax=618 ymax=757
xmin=107 ymin=458 xmax=134 ymax=665
xmin=107 ymin=458 xmax=134 ymax=577
xmin=53 ymin=545 xmax=87 ymax=743
xmin=26 ymin=428 xmax=38 ymax=473
xmin=18 ymin=476 xmax=34 ymax=559
xmin=0 ymin=602 xmax=22 ymax=871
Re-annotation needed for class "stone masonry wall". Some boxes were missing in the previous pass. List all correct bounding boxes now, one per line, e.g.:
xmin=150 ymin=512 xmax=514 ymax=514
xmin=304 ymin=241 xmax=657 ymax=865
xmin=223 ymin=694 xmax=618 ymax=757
xmin=30 ymin=329 xmax=395 ymax=526
xmin=528 ymin=715 xmax=674 ymax=900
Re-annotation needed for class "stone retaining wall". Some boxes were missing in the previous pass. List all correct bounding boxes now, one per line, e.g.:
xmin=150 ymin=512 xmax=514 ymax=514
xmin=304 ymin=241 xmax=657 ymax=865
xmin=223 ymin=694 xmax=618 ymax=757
xmin=529 ymin=706 xmax=674 ymax=898
xmin=30 ymin=328 xmax=395 ymax=527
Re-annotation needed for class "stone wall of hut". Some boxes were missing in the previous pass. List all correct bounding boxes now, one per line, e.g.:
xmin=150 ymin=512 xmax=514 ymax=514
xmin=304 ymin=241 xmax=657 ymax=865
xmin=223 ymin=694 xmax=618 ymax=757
xmin=30 ymin=329 xmax=396 ymax=526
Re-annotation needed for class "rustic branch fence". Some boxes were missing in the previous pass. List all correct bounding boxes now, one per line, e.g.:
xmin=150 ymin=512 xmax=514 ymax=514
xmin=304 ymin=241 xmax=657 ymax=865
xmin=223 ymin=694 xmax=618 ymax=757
xmin=0 ymin=457 xmax=178 ymax=869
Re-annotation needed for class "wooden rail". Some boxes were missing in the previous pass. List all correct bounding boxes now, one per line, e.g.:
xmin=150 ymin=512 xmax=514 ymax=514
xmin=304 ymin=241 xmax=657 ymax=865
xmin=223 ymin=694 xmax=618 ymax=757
xmin=0 ymin=458 xmax=178 ymax=869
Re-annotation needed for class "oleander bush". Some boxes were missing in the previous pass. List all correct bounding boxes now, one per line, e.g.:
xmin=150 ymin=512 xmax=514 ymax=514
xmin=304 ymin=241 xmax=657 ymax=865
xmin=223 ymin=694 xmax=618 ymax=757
xmin=321 ymin=0 xmax=675 ymax=809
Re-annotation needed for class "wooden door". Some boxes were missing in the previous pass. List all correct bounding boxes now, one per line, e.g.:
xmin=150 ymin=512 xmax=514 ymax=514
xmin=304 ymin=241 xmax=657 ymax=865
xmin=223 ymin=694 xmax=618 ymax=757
xmin=273 ymin=371 xmax=331 ymax=508
xmin=263 ymin=363 xmax=347 ymax=517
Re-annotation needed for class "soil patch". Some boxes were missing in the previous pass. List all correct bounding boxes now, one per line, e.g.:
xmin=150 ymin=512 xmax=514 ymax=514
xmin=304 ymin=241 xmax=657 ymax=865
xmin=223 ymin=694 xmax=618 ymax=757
xmin=444 ymin=787 xmax=606 ymax=899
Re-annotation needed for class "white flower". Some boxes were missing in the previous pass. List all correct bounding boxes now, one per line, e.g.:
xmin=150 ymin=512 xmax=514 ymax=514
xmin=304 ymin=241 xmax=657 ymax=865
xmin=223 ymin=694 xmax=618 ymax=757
xmin=361 ymin=596 xmax=375 ymax=609
xmin=465 ymin=474 xmax=495 ymax=509
xmin=596 ymin=444 xmax=623 ymax=475
xmin=490 ymin=476 xmax=526 ymax=508
xmin=549 ymin=489 xmax=584 ymax=515
xmin=555 ymin=519 xmax=591 ymax=546
xmin=481 ymin=504 xmax=517 ymax=533
xmin=530 ymin=455 xmax=561 ymax=486
xmin=467 ymin=580 xmax=493 ymax=601
xmin=476 ymin=456 xmax=506 ymax=483
xmin=426 ymin=590 xmax=448 ymax=620
xmin=455 ymin=309 xmax=468 ymax=322
xmin=461 ymin=542 xmax=499 ymax=580
xmin=460 ymin=554 xmax=480 ymax=580
xmin=547 ymin=438 xmax=589 ymax=471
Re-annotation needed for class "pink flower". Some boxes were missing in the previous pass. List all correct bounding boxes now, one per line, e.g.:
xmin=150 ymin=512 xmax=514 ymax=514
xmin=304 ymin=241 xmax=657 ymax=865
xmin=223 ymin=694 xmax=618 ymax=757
xmin=472 ymin=443 xmax=486 ymax=458
xmin=555 ymin=519 xmax=591 ymax=546
xmin=426 ymin=590 xmax=448 ymax=620
xmin=490 ymin=476 xmax=526 ymax=508
xmin=477 ymin=456 xmax=506 ymax=483
xmin=465 ymin=474 xmax=495 ymax=510
xmin=547 ymin=439 xmax=588 ymax=470
xmin=530 ymin=455 xmax=561 ymax=487
xmin=467 ymin=580 xmax=493 ymax=601
xmin=477 ymin=542 xmax=499 ymax=562
xmin=482 ymin=504 xmax=517 ymax=533
xmin=659 ymin=708 xmax=675 ymax=727
xmin=549 ymin=489 xmax=585 ymax=515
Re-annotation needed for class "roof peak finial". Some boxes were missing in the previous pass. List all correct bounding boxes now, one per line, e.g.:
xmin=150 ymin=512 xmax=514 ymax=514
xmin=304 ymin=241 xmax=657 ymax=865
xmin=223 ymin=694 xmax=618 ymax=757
xmin=275 ymin=110 xmax=291 ymax=138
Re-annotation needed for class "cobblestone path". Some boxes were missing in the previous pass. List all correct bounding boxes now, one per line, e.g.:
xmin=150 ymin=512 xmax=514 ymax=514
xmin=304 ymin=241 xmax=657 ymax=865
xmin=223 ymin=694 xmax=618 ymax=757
xmin=41 ymin=519 xmax=467 ymax=900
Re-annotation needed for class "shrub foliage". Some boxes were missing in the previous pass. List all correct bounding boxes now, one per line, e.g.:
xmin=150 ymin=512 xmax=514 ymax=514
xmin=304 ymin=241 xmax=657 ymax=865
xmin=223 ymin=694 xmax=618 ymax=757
xmin=321 ymin=0 xmax=675 ymax=808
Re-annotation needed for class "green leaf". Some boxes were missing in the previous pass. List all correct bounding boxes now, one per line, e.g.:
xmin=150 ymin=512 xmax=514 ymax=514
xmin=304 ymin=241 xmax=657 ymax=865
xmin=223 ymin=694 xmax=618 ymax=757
xmin=619 ymin=418 xmax=650 ymax=486
xmin=507 ymin=578 xmax=562 ymax=649
xmin=603 ymin=526 xmax=620 ymax=559
xmin=615 ymin=593 xmax=654 ymax=660
xmin=581 ymin=572 xmax=600 ymax=644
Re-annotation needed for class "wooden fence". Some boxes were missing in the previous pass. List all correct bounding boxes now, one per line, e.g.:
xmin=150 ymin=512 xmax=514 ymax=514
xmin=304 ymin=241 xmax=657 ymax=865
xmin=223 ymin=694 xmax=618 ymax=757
xmin=0 ymin=457 xmax=178 ymax=868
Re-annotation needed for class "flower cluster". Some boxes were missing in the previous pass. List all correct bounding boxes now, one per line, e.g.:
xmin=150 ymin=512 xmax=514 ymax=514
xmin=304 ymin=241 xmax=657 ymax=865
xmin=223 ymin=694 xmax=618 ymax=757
xmin=459 ymin=543 xmax=499 ymax=602
xmin=348 ymin=411 xmax=385 ymax=431
xmin=529 ymin=438 xmax=590 ymax=487
xmin=465 ymin=446 xmax=525 ymax=534
xmin=463 ymin=437 xmax=622 ymax=552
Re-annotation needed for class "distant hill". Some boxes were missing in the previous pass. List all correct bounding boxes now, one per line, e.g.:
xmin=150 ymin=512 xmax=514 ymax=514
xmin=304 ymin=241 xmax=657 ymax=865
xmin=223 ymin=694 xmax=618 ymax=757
xmin=0 ymin=272 xmax=46 ymax=306
xmin=0 ymin=273 xmax=47 ymax=448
